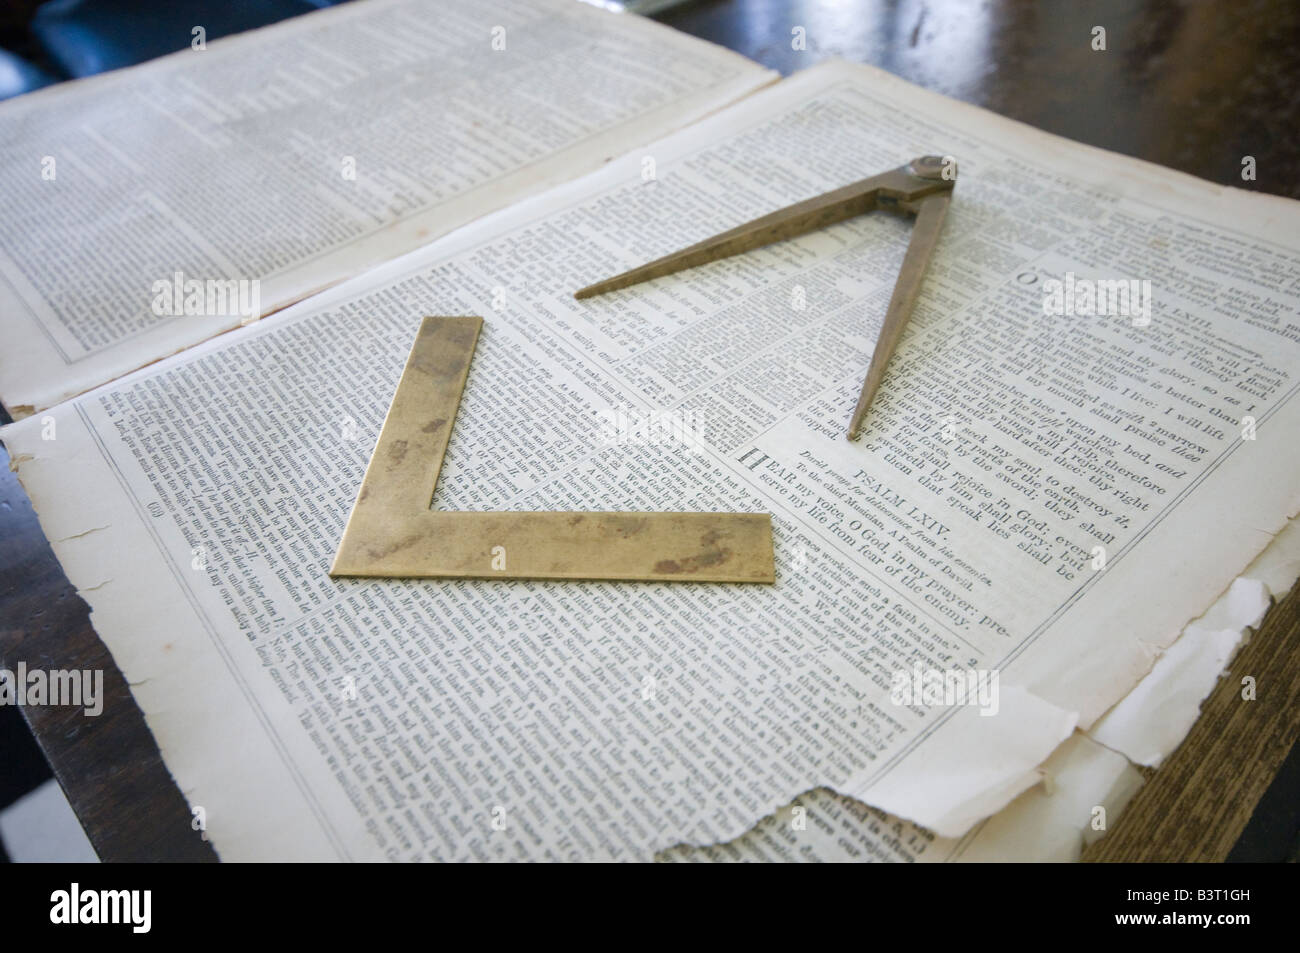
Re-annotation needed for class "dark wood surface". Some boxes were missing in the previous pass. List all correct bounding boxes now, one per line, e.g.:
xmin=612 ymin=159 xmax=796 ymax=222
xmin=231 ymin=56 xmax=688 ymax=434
xmin=0 ymin=451 xmax=216 ymax=861
xmin=656 ymin=0 xmax=1300 ymax=200
xmin=1 ymin=0 xmax=1298 ymax=862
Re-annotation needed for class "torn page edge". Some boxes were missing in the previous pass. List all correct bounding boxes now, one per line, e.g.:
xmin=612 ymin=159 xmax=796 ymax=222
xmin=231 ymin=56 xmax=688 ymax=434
xmin=658 ymin=732 xmax=1143 ymax=862
xmin=1088 ymin=511 xmax=1300 ymax=766
xmin=657 ymin=680 xmax=1081 ymax=854
xmin=664 ymin=514 xmax=1300 ymax=854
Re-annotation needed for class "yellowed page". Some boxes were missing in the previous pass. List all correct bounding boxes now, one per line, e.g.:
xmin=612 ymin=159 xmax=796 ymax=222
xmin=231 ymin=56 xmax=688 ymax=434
xmin=5 ymin=61 xmax=1299 ymax=860
xmin=0 ymin=0 xmax=773 ymax=416
xmin=661 ymin=732 xmax=1145 ymax=862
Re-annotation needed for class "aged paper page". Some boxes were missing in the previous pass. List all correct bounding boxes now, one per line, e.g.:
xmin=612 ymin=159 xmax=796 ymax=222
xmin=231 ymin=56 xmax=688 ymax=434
xmin=661 ymin=731 xmax=1145 ymax=862
xmin=5 ymin=61 xmax=1300 ymax=860
xmin=676 ymin=515 xmax=1300 ymax=861
xmin=0 ymin=0 xmax=772 ymax=416
xmin=1090 ymin=514 xmax=1300 ymax=766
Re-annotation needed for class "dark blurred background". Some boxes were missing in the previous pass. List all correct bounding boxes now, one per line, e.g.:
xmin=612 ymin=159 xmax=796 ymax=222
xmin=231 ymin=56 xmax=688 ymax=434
xmin=2 ymin=0 xmax=1297 ymax=197
xmin=0 ymin=0 xmax=349 ymax=95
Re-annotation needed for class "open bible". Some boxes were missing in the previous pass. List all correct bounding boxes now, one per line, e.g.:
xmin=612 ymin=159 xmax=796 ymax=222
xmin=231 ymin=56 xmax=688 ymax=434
xmin=3 ymin=0 xmax=1299 ymax=861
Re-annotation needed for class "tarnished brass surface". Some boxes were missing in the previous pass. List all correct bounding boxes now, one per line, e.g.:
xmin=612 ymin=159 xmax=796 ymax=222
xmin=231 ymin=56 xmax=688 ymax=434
xmin=575 ymin=156 xmax=955 ymax=438
xmin=848 ymin=187 xmax=950 ymax=439
xmin=331 ymin=317 xmax=775 ymax=582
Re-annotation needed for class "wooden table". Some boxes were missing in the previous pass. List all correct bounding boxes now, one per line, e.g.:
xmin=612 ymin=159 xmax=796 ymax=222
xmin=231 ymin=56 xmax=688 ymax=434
xmin=2 ymin=0 xmax=1298 ymax=862
xmin=657 ymin=0 xmax=1300 ymax=199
